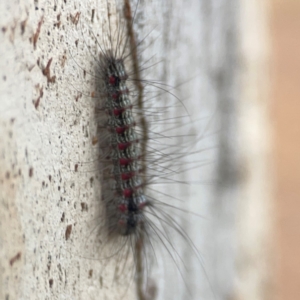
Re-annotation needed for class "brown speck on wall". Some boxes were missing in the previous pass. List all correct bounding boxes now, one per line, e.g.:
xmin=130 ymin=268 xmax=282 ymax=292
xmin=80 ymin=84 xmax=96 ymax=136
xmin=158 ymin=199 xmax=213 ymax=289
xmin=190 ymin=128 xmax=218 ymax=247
xmin=9 ymin=252 xmax=21 ymax=266
xmin=49 ymin=278 xmax=53 ymax=288
xmin=65 ymin=224 xmax=72 ymax=240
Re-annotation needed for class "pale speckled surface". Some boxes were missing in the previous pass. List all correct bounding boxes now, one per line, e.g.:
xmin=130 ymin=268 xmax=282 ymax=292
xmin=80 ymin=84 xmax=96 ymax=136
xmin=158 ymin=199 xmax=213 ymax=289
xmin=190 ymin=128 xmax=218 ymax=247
xmin=0 ymin=0 xmax=136 ymax=299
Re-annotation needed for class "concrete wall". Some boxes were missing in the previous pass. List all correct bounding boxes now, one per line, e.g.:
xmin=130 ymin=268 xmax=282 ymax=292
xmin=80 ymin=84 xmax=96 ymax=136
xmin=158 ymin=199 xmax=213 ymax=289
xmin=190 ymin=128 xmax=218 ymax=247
xmin=0 ymin=0 xmax=273 ymax=299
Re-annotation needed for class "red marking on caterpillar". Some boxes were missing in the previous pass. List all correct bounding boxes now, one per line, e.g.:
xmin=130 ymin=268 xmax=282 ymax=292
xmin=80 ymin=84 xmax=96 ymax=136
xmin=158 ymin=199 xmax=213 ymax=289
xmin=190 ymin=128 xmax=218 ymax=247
xmin=67 ymin=0 xmax=217 ymax=299
xmin=97 ymin=49 xmax=147 ymax=237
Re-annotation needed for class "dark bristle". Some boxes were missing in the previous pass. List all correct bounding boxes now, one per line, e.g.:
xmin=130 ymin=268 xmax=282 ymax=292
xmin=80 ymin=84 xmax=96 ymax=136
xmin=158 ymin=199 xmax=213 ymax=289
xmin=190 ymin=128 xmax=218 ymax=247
xmin=65 ymin=0 xmax=217 ymax=298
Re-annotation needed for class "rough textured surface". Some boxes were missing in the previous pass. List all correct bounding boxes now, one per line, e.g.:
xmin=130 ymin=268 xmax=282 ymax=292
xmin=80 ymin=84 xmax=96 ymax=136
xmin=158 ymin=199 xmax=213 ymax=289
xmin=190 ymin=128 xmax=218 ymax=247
xmin=0 ymin=0 xmax=136 ymax=299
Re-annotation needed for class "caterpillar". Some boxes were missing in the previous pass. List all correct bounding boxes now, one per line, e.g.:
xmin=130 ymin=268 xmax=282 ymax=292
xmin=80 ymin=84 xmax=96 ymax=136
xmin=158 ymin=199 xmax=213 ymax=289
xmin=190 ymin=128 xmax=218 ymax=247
xmin=67 ymin=0 xmax=216 ymax=299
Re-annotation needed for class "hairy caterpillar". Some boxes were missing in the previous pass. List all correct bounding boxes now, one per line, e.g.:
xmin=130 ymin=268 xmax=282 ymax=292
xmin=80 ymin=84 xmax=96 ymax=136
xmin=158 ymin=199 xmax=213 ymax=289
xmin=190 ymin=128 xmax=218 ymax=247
xmin=67 ymin=0 xmax=217 ymax=299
